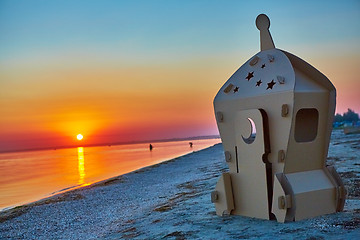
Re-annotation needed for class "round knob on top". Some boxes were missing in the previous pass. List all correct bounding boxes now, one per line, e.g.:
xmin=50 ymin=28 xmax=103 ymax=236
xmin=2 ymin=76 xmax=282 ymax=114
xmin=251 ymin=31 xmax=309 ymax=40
xmin=256 ymin=14 xmax=270 ymax=30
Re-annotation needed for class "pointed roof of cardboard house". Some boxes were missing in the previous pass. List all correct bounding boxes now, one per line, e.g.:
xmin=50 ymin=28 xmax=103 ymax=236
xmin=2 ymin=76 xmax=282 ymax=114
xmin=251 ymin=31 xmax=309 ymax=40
xmin=214 ymin=14 xmax=335 ymax=102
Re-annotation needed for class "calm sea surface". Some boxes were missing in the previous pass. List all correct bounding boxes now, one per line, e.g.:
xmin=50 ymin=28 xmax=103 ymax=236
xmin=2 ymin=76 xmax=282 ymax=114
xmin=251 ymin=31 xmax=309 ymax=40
xmin=0 ymin=138 xmax=220 ymax=210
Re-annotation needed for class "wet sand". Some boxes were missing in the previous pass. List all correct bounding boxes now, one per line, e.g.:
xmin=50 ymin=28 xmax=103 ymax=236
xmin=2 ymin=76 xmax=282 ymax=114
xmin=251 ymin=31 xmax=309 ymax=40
xmin=0 ymin=130 xmax=359 ymax=239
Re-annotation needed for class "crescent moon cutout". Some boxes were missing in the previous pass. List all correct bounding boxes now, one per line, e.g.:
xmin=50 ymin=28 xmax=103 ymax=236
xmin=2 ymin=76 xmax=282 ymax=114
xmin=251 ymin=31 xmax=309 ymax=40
xmin=242 ymin=118 xmax=256 ymax=144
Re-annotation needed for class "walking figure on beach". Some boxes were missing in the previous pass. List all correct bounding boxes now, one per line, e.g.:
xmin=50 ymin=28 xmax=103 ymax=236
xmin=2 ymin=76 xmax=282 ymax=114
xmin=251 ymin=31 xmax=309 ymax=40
xmin=149 ymin=144 xmax=153 ymax=151
xmin=189 ymin=142 xmax=193 ymax=148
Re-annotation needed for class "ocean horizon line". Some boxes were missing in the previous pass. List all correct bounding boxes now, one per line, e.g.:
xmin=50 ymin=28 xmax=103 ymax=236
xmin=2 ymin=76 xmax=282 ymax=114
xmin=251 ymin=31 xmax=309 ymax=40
xmin=0 ymin=135 xmax=220 ymax=154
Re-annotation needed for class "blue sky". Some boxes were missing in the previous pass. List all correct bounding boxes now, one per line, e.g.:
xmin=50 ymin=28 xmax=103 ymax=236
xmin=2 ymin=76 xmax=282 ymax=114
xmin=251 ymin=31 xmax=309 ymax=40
xmin=1 ymin=0 xmax=359 ymax=64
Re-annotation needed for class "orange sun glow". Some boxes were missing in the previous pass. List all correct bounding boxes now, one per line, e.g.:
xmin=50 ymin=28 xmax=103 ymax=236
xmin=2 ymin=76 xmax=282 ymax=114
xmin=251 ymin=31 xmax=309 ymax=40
xmin=76 ymin=134 xmax=83 ymax=141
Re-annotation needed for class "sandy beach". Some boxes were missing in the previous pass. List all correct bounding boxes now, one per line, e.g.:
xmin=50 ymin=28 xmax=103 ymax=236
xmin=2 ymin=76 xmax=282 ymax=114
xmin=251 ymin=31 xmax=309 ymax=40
xmin=1 ymin=129 xmax=359 ymax=239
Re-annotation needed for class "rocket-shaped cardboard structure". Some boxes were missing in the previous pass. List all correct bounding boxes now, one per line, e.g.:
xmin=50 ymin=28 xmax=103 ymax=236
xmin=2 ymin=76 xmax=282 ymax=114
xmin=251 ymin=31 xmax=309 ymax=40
xmin=211 ymin=14 xmax=346 ymax=222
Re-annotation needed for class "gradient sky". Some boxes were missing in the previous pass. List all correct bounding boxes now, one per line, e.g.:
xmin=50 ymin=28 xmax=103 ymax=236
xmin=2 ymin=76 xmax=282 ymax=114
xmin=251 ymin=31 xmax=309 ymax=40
xmin=1 ymin=0 xmax=359 ymax=152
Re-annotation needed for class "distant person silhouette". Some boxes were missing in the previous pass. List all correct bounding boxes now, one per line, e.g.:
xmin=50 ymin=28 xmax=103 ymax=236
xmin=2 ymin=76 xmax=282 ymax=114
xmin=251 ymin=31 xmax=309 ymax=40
xmin=189 ymin=142 xmax=193 ymax=148
xmin=149 ymin=144 xmax=153 ymax=151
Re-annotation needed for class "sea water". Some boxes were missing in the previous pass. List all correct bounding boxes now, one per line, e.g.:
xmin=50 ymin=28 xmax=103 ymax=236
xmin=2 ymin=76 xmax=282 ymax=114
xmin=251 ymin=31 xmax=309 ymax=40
xmin=0 ymin=138 xmax=220 ymax=210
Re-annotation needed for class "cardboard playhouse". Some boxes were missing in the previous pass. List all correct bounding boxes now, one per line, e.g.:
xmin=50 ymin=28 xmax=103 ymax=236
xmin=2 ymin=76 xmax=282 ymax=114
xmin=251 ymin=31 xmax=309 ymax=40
xmin=211 ymin=14 xmax=346 ymax=223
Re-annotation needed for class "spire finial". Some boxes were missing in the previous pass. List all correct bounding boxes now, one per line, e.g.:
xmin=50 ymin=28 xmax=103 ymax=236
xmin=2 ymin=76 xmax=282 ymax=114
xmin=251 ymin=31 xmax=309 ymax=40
xmin=256 ymin=14 xmax=275 ymax=51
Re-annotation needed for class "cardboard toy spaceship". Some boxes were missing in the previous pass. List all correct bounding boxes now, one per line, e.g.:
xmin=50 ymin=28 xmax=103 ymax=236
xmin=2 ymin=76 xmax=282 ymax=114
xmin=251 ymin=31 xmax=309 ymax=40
xmin=211 ymin=14 xmax=346 ymax=222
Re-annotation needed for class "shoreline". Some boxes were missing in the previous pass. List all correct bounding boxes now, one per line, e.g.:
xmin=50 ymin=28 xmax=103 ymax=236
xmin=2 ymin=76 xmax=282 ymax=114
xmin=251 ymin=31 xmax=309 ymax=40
xmin=0 ymin=143 xmax=220 ymax=213
xmin=1 ymin=132 xmax=359 ymax=239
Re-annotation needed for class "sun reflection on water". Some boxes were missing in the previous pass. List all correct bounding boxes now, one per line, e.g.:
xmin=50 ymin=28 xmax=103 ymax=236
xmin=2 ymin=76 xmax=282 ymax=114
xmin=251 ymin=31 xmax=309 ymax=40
xmin=77 ymin=147 xmax=85 ymax=185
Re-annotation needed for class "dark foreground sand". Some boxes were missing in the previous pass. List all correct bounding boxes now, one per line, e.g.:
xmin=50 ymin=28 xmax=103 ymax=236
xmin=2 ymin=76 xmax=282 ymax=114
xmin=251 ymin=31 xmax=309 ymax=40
xmin=0 ymin=130 xmax=359 ymax=239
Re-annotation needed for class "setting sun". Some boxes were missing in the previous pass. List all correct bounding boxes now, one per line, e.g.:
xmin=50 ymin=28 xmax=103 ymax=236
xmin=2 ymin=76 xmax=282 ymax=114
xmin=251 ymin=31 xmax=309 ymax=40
xmin=76 ymin=134 xmax=83 ymax=141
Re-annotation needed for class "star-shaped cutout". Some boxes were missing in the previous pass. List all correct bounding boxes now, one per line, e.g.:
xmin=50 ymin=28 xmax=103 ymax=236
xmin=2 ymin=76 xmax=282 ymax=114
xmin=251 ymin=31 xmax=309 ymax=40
xmin=233 ymin=86 xmax=239 ymax=93
xmin=266 ymin=80 xmax=276 ymax=90
xmin=256 ymin=80 xmax=262 ymax=87
xmin=261 ymin=64 xmax=266 ymax=68
xmin=245 ymin=71 xmax=254 ymax=81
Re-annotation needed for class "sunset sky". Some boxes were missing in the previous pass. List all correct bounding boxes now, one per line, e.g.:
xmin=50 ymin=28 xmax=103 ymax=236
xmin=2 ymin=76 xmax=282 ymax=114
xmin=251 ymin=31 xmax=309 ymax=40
xmin=1 ymin=0 xmax=359 ymax=152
